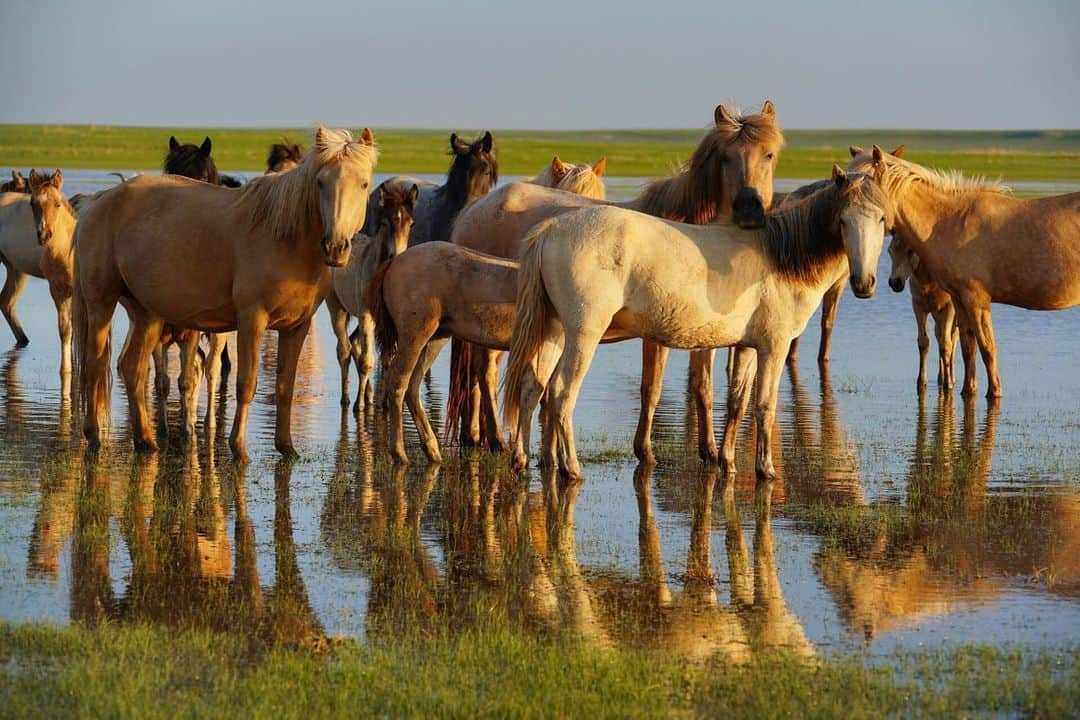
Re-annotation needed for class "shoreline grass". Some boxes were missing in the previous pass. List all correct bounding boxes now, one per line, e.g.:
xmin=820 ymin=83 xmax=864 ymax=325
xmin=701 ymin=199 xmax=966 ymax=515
xmin=1 ymin=622 xmax=1077 ymax=718
xmin=2 ymin=125 xmax=1078 ymax=181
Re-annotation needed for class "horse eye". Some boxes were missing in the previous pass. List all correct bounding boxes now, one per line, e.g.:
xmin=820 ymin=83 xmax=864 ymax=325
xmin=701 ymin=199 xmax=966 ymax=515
xmin=765 ymin=152 xmax=775 ymax=160
xmin=880 ymin=216 xmax=886 ymax=224
xmin=55 ymin=201 xmax=61 ymax=208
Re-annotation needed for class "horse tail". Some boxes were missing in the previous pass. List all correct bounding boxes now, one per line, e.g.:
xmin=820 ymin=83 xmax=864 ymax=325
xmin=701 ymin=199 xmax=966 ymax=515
xmin=71 ymin=222 xmax=111 ymax=429
xmin=444 ymin=338 xmax=476 ymax=443
xmin=502 ymin=225 xmax=552 ymax=437
xmin=367 ymin=258 xmax=397 ymax=361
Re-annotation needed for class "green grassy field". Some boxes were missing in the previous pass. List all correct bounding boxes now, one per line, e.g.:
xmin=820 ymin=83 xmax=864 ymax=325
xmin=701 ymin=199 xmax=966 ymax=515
xmin=1 ymin=125 xmax=1078 ymax=181
xmin=1 ymin=623 xmax=1077 ymax=719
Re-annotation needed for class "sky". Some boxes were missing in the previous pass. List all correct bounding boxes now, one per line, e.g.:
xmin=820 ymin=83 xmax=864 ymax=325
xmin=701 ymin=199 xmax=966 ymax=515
xmin=2 ymin=0 xmax=1077 ymax=129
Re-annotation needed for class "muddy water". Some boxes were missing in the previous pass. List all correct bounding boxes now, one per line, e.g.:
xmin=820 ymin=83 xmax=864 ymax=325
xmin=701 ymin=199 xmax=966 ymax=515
xmin=0 ymin=169 xmax=1077 ymax=662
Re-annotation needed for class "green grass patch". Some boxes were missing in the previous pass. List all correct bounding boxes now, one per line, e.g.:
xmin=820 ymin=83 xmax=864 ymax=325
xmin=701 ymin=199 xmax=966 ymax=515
xmin=2 ymin=125 xmax=1079 ymax=180
xmin=1 ymin=622 xmax=1077 ymax=718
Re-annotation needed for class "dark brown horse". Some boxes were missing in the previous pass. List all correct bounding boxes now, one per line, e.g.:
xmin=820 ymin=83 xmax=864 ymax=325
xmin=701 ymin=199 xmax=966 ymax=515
xmin=266 ymin=140 xmax=304 ymax=174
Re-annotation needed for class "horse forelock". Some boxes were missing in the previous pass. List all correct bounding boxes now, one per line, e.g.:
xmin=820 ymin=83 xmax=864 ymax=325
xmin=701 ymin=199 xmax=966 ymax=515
xmin=530 ymin=162 xmax=606 ymax=200
xmin=638 ymin=107 xmax=785 ymax=224
xmin=29 ymin=171 xmax=78 ymax=219
xmin=242 ymin=126 xmax=378 ymax=244
xmin=762 ymin=174 xmax=887 ymax=286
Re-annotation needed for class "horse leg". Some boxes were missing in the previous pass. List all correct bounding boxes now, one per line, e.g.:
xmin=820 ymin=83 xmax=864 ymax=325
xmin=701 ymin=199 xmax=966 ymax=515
xmin=49 ymin=284 xmax=73 ymax=400
xmin=956 ymin=295 xmax=1001 ymax=398
xmin=386 ymin=323 xmax=439 ymax=463
xmin=203 ymin=333 xmax=225 ymax=433
xmin=177 ymin=332 xmax=204 ymax=440
xmin=511 ymin=339 xmax=562 ymax=473
xmin=0 ymin=263 xmax=29 ymax=347
xmin=229 ymin=311 xmax=268 ymax=463
xmin=550 ymin=329 xmax=603 ymax=481
xmin=633 ymin=341 xmax=668 ymax=465
xmin=785 ymin=336 xmax=799 ymax=366
xmin=478 ymin=349 xmax=505 ymax=452
xmin=152 ymin=340 xmax=169 ymax=414
xmin=353 ymin=311 xmax=375 ymax=415
xmin=817 ymin=277 xmax=845 ymax=365
xmin=117 ymin=306 xmax=164 ymax=451
xmin=272 ymin=318 xmax=312 ymax=458
xmin=326 ymin=292 xmax=352 ymax=408
xmin=915 ymin=305 xmax=930 ymax=392
xmin=939 ymin=304 xmax=959 ymax=392
xmin=752 ymin=345 xmax=786 ymax=480
xmin=405 ymin=338 xmax=448 ymax=463
xmin=689 ymin=349 xmax=718 ymax=462
xmin=720 ymin=346 xmax=756 ymax=475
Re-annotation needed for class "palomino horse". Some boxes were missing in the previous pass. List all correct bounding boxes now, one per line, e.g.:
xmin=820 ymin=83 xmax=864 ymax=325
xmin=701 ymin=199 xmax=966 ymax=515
xmin=503 ymin=164 xmax=892 ymax=481
xmin=451 ymin=102 xmax=783 ymax=463
xmin=326 ymin=182 xmax=416 ymax=412
xmin=73 ymin=126 xmax=378 ymax=461
xmin=2 ymin=171 xmax=29 ymax=193
xmin=266 ymin=140 xmax=304 ymax=174
xmin=848 ymin=145 xmax=1080 ymax=397
xmin=367 ymin=131 xmax=497 ymax=246
xmin=0 ymin=170 xmax=77 ymax=397
xmin=888 ymin=236 xmax=963 ymax=391
xmin=445 ymin=153 xmax=608 ymax=443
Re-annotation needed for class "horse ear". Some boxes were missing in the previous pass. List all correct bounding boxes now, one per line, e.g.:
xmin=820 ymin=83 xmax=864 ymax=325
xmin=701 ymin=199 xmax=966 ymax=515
xmin=11 ymin=170 xmax=18 ymax=182
xmin=51 ymin=169 xmax=63 ymax=188
xmin=551 ymin=156 xmax=566 ymax=178
xmin=377 ymin=183 xmax=386 ymax=206
xmin=408 ymin=184 xmax=419 ymax=206
xmin=760 ymin=100 xmax=776 ymax=118
xmin=315 ymin=126 xmax=327 ymax=147
xmin=592 ymin=157 xmax=607 ymax=177
xmin=848 ymin=145 xmax=864 ymax=158
xmin=714 ymin=104 xmax=737 ymax=126
xmin=891 ymin=144 xmax=906 ymax=158
xmin=28 ymin=169 xmax=40 ymax=187
xmin=169 ymin=136 xmax=180 ymax=152
xmin=832 ymin=165 xmax=849 ymax=187
xmin=871 ymin=144 xmax=885 ymax=165
xmin=200 ymin=137 xmax=212 ymax=156
xmin=450 ymin=133 xmax=463 ymax=154
xmin=359 ymin=128 xmax=375 ymax=146
xmin=480 ymin=131 xmax=494 ymax=154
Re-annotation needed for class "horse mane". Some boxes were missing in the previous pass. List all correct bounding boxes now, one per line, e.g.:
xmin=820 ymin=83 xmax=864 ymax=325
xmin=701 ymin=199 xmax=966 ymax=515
xmin=637 ymin=106 xmax=784 ymax=223
xmin=266 ymin=140 xmax=304 ymax=172
xmin=240 ymin=127 xmax=378 ymax=245
xmin=863 ymin=152 xmax=1010 ymax=201
xmin=761 ymin=174 xmax=892 ymax=286
xmin=530 ymin=162 xmax=606 ymax=200
xmin=164 ymin=142 xmax=220 ymax=184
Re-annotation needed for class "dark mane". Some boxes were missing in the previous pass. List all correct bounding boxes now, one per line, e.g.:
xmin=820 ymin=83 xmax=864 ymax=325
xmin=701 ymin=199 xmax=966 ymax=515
xmin=637 ymin=107 xmax=784 ymax=224
xmin=266 ymin=140 xmax=304 ymax=173
xmin=164 ymin=137 xmax=220 ymax=185
xmin=761 ymin=174 xmax=891 ymax=285
xmin=377 ymin=183 xmax=415 ymax=214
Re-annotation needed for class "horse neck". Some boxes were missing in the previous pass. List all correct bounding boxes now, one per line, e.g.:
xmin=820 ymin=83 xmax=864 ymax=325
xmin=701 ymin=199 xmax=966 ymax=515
xmin=48 ymin=206 xmax=78 ymax=263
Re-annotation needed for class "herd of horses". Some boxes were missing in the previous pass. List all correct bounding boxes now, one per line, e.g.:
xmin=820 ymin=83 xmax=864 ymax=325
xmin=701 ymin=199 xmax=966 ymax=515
xmin=0 ymin=101 xmax=1077 ymax=480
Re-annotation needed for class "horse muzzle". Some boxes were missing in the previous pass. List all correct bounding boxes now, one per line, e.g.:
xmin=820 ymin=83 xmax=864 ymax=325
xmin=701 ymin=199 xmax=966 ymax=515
xmin=321 ymin=236 xmax=351 ymax=268
xmin=851 ymin=274 xmax=877 ymax=299
xmin=888 ymin=276 xmax=906 ymax=293
xmin=732 ymin=189 xmax=766 ymax=229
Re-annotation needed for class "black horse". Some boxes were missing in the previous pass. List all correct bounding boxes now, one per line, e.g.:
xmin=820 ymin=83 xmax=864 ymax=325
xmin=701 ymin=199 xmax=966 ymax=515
xmin=365 ymin=131 xmax=497 ymax=245
xmin=164 ymin=135 xmax=242 ymax=187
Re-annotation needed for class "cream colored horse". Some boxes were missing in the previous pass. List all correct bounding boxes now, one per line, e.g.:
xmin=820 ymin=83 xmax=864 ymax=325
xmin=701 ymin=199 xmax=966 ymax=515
xmin=887 ymin=237 xmax=963 ymax=391
xmin=452 ymin=102 xmax=783 ymax=463
xmin=527 ymin=155 xmax=607 ymax=199
xmin=849 ymin=145 xmax=1080 ymax=397
xmin=0 ymin=170 xmax=76 ymax=397
xmin=73 ymin=126 xmax=377 ymax=461
xmin=326 ymin=182 xmax=416 ymax=412
xmin=504 ymin=164 xmax=892 ymax=480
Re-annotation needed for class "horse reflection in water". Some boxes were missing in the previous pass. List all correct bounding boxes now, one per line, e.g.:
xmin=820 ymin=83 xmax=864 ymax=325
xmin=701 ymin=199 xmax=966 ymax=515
xmin=814 ymin=396 xmax=1080 ymax=639
xmin=63 ymin=447 xmax=322 ymax=646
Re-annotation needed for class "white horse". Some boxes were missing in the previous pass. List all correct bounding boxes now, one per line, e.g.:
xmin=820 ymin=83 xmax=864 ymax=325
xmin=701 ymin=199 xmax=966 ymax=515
xmin=504 ymin=161 xmax=893 ymax=480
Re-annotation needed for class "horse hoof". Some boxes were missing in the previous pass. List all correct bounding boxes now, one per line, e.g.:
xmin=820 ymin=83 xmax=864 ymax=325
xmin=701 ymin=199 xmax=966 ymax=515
xmin=720 ymin=457 xmax=736 ymax=475
xmin=230 ymin=443 xmax=250 ymax=464
xmin=425 ymin=449 xmax=443 ymax=465
xmin=511 ymin=453 xmax=528 ymax=473
xmin=986 ymin=387 xmax=1003 ymax=399
xmin=14 ymin=336 xmax=29 ymax=349
xmin=340 ymin=395 xmax=350 ymax=408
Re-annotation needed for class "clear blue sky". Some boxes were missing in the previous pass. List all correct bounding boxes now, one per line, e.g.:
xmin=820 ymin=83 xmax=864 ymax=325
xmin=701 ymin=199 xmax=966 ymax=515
xmin=3 ymin=0 xmax=1077 ymax=129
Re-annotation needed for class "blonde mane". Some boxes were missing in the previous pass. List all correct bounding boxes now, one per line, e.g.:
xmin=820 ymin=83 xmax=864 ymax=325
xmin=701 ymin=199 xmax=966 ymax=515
xmin=529 ymin=160 xmax=607 ymax=200
xmin=853 ymin=149 xmax=1009 ymax=202
xmin=240 ymin=126 xmax=378 ymax=243
xmin=637 ymin=104 xmax=784 ymax=223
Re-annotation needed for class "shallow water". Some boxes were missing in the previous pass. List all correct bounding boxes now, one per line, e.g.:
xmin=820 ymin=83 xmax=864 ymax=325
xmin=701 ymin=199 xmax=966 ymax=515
xmin=0 ymin=169 xmax=1078 ymax=662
